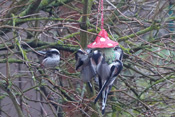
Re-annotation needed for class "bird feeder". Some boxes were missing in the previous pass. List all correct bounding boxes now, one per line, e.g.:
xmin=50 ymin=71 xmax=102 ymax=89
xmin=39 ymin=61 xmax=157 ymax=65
xmin=88 ymin=29 xmax=119 ymax=63
xmin=88 ymin=29 xmax=118 ymax=48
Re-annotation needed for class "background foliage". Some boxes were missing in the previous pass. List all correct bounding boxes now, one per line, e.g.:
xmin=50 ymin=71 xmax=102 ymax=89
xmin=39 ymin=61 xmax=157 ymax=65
xmin=0 ymin=0 xmax=175 ymax=117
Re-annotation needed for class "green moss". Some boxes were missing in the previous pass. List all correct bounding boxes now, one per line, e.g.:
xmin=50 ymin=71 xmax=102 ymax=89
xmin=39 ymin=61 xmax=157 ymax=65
xmin=40 ymin=0 xmax=50 ymax=7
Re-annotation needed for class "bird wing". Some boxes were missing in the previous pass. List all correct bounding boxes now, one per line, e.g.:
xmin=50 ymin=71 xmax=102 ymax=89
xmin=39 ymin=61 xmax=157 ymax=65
xmin=80 ymin=60 xmax=96 ymax=82
xmin=94 ymin=60 xmax=123 ymax=104
xmin=37 ymin=51 xmax=46 ymax=55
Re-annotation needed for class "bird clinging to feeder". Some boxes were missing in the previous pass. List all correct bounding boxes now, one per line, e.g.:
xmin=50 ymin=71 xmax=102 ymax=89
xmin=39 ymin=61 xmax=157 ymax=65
xmin=75 ymin=49 xmax=96 ymax=83
xmin=75 ymin=49 xmax=95 ymax=92
xmin=94 ymin=49 xmax=123 ymax=114
xmin=88 ymin=29 xmax=119 ymax=93
xmin=87 ymin=29 xmax=123 ymax=114
xmin=75 ymin=31 xmax=123 ymax=114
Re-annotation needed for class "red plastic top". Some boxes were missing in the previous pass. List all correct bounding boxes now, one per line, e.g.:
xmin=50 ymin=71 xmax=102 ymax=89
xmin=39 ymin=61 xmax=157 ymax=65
xmin=87 ymin=29 xmax=119 ymax=48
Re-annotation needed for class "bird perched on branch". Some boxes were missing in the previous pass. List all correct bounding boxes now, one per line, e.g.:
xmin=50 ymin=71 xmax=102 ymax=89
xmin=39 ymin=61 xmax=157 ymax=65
xmin=37 ymin=48 xmax=60 ymax=68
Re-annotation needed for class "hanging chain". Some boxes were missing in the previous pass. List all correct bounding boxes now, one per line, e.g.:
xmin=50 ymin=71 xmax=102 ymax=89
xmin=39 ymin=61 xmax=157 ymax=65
xmin=101 ymin=0 xmax=104 ymax=29
xmin=96 ymin=0 xmax=104 ymax=30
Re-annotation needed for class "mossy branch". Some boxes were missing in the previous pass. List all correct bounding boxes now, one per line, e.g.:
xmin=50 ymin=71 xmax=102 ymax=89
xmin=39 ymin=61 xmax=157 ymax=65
xmin=0 ymin=59 xmax=23 ymax=63
xmin=19 ymin=0 xmax=42 ymax=17
xmin=15 ymin=17 xmax=77 ymax=24
xmin=0 ymin=82 xmax=24 ymax=117
xmin=138 ymin=74 xmax=175 ymax=98
xmin=118 ymin=24 xmax=160 ymax=42
xmin=0 ymin=0 xmax=73 ymax=35
xmin=80 ymin=0 xmax=89 ymax=49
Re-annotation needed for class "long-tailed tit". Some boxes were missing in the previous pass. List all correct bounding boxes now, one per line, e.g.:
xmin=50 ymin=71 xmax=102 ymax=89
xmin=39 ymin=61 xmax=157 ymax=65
xmin=38 ymin=48 xmax=60 ymax=68
xmin=102 ymin=60 xmax=123 ymax=114
xmin=75 ymin=49 xmax=96 ymax=92
xmin=114 ymin=46 xmax=123 ymax=61
xmin=94 ymin=46 xmax=123 ymax=114
xmin=90 ymin=50 xmax=106 ymax=91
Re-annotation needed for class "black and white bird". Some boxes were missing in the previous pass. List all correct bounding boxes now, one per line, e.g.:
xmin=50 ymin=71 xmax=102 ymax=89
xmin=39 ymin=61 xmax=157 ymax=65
xmin=94 ymin=46 xmax=123 ymax=114
xmin=75 ymin=49 xmax=96 ymax=92
xmin=75 ymin=49 xmax=107 ymax=92
xmin=38 ymin=48 xmax=60 ymax=68
xmin=75 ymin=47 xmax=123 ymax=114
xmin=102 ymin=60 xmax=123 ymax=114
xmin=75 ymin=49 xmax=90 ymax=71
xmin=114 ymin=46 xmax=123 ymax=61
xmin=90 ymin=50 xmax=106 ymax=90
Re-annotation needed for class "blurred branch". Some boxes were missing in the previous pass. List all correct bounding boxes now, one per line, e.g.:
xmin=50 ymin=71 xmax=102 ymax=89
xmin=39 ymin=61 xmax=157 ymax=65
xmin=0 ymin=58 xmax=23 ymax=63
xmin=80 ymin=0 xmax=88 ymax=49
xmin=2 ymin=0 xmax=28 ymax=19
xmin=0 ymin=82 xmax=24 ymax=117
xmin=124 ymin=63 xmax=156 ymax=81
xmin=19 ymin=0 xmax=42 ymax=16
xmin=120 ymin=90 xmax=157 ymax=117
xmin=45 ymin=78 xmax=75 ymax=101
xmin=139 ymin=74 xmax=175 ymax=98
xmin=0 ymin=39 xmax=78 ymax=53
xmin=118 ymin=24 xmax=160 ymax=42
xmin=15 ymin=17 xmax=77 ymax=23
xmin=0 ymin=0 xmax=73 ymax=35
xmin=40 ymin=0 xmax=73 ymax=10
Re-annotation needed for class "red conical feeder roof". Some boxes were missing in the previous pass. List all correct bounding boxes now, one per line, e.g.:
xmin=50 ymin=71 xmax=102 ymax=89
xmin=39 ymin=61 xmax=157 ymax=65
xmin=87 ymin=29 xmax=119 ymax=48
